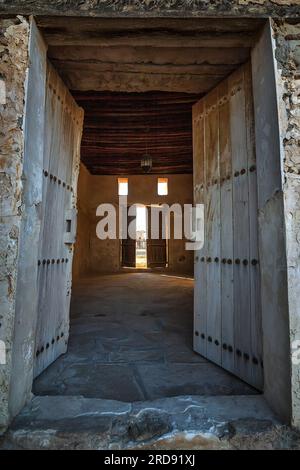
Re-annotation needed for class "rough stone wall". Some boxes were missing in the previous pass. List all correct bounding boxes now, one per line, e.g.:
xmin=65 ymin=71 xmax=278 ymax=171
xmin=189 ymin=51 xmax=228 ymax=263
xmin=272 ymin=19 xmax=300 ymax=428
xmin=0 ymin=0 xmax=299 ymax=17
xmin=0 ymin=17 xmax=29 ymax=432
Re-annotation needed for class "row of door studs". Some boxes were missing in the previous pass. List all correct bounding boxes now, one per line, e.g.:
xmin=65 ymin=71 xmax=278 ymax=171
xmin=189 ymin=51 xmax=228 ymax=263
xmin=199 ymin=165 xmax=256 ymax=188
xmin=195 ymin=331 xmax=262 ymax=367
xmin=38 ymin=258 xmax=69 ymax=266
xmin=43 ymin=170 xmax=73 ymax=192
xmin=36 ymin=332 xmax=65 ymax=358
xmin=196 ymin=257 xmax=259 ymax=266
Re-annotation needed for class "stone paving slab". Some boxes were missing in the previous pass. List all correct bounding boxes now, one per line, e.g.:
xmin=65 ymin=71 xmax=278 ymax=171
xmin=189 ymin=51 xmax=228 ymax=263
xmin=137 ymin=363 xmax=257 ymax=400
xmin=34 ymin=364 xmax=145 ymax=401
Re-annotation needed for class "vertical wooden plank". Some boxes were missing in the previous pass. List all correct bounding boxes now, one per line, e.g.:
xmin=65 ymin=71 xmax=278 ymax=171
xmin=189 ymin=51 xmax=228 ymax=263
xmin=244 ymin=62 xmax=263 ymax=390
xmin=36 ymin=68 xmax=55 ymax=373
xmin=192 ymin=99 xmax=207 ymax=356
xmin=63 ymin=93 xmax=84 ymax=351
xmin=205 ymin=87 xmax=221 ymax=365
xmin=147 ymin=206 xmax=168 ymax=267
xmin=219 ymin=80 xmax=235 ymax=374
xmin=35 ymin=67 xmax=54 ymax=375
xmin=59 ymin=81 xmax=73 ymax=350
xmin=229 ymin=66 xmax=252 ymax=385
xmin=122 ymin=206 xmax=137 ymax=267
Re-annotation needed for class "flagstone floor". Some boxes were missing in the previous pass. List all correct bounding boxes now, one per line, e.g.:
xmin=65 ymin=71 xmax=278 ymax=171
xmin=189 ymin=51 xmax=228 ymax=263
xmin=33 ymin=272 xmax=257 ymax=401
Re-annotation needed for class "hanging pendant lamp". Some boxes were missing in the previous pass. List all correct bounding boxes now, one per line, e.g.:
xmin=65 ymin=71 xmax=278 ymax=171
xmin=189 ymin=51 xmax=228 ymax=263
xmin=141 ymin=127 xmax=152 ymax=173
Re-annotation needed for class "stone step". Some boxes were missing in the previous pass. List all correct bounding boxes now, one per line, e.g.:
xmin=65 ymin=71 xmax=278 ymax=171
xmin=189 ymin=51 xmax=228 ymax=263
xmin=2 ymin=394 xmax=299 ymax=450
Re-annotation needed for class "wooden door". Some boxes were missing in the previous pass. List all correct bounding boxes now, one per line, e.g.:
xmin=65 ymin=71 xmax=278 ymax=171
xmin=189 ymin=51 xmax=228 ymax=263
xmin=34 ymin=63 xmax=84 ymax=378
xmin=193 ymin=62 xmax=263 ymax=390
xmin=122 ymin=207 xmax=136 ymax=267
xmin=147 ymin=207 xmax=167 ymax=268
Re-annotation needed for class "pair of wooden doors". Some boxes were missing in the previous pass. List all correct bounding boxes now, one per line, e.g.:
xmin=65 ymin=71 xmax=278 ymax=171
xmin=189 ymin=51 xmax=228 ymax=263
xmin=193 ymin=62 xmax=263 ymax=390
xmin=122 ymin=206 xmax=167 ymax=268
xmin=34 ymin=57 xmax=262 ymax=392
xmin=34 ymin=63 xmax=84 ymax=378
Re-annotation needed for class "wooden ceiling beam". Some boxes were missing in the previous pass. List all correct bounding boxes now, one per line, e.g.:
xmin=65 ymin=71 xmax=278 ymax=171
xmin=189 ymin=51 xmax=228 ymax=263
xmin=89 ymin=168 xmax=193 ymax=175
xmin=72 ymin=91 xmax=202 ymax=101
xmin=81 ymin=139 xmax=192 ymax=147
xmin=36 ymin=17 xmax=264 ymax=34
xmin=51 ymin=60 xmax=237 ymax=77
xmin=49 ymin=46 xmax=250 ymax=66
xmin=83 ymin=120 xmax=191 ymax=128
xmin=81 ymin=132 xmax=191 ymax=138
xmin=82 ymin=149 xmax=192 ymax=156
xmin=43 ymin=31 xmax=257 ymax=48
xmin=60 ymin=70 xmax=226 ymax=93
xmin=81 ymin=107 xmax=194 ymax=117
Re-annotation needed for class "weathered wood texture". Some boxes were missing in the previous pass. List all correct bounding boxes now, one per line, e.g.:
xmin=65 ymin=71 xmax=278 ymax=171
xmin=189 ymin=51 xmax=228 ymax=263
xmin=34 ymin=63 xmax=84 ymax=378
xmin=205 ymin=87 xmax=221 ymax=365
xmin=36 ymin=17 xmax=265 ymax=32
xmin=147 ymin=208 xmax=167 ymax=268
xmin=9 ymin=19 xmax=47 ymax=419
xmin=122 ymin=207 xmax=136 ymax=268
xmin=36 ymin=18 xmax=262 ymax=93
xmin=193 ymin=99 xmax=206 ymax=358
xmin=0 ymin=1 xmax=299 ymax=17
xmin=193 ymin=62 xmax=263 ymax=390
xmin=72 ymin=91 xmax=201 ymax=175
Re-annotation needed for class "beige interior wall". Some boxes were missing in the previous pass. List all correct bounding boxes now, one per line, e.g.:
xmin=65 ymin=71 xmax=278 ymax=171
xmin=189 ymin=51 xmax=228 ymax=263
xmin=73 ymin=165 xmax=194 ymax=278
xmin=73 ymin=164 xmax=93 ymax=280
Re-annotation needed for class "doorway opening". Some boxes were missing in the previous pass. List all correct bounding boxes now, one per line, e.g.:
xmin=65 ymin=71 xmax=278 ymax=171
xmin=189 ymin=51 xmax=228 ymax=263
xmin=32 ymin=80 xmax=261 ymax=401
xmin=136 ymin=205 xmax=147 ymax=268
xmin=122 ymin=203 xmax=170 ymax=270
xmin=121 ymin=204 xmax=148 ymax=269
xmin=23 ymin=17 xmax=280 ymax=435
xmin=2 ymin=10 xmax=298 ymax=447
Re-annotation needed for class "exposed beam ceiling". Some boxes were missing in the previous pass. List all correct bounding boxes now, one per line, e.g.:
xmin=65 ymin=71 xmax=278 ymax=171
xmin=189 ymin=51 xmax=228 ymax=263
xmin=38 ymin=18 xmax=264 ymax=174
xmin=37 ymin=17 xmax=264 ymax=93
xmin=72 ymin=92 xmax=200 ymax=175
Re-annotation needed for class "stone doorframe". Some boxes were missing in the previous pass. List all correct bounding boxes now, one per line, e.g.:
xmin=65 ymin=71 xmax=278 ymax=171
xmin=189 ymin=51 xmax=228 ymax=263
xmin=0 ymin=14 xmax=299 ymax=432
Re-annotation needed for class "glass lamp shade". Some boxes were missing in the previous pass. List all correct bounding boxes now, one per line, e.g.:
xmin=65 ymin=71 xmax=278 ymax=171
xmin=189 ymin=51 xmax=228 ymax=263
xmin=141 ymin=154 xmax=152 ymax=173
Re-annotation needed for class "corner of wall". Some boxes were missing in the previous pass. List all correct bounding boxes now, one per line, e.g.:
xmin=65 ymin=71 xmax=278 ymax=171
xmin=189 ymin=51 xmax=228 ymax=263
xmin=251 ymin=20 xmax=292 ymax=425
xmin=0 ymin=15 xmax=31 ymax=432
xmin=271 ymin=18 xmax=300 ymax=429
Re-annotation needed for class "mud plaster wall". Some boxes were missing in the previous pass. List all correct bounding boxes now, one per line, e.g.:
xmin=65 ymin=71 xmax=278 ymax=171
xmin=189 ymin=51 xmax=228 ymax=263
xmin=73 ymin=164 xmax=92 ymax=280
xmin=0 ymin=17 xmax=29 ymax=431
xmin=73 ymin=165 xmax=194 ymax=278
xmin=272 ymin=19 xmax=300 ymax=428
